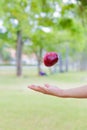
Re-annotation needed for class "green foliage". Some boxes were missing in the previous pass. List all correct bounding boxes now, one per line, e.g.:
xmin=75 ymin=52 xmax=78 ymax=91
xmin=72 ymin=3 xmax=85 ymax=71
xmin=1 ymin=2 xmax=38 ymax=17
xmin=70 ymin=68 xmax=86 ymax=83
xmin=0 ymin=0 xmax=87 ymax=66
xmin=61 ymin=3 xmax=76 ymax=16
xmin=2 ymin=48 xmax=11 ymax=62
xmin=59 ymin=17 xmax=74 ymax=29
xmin=0 ymin=0 xmax=30 ymax=42
xmin=77 ymin=0 xmax=87 ymax=7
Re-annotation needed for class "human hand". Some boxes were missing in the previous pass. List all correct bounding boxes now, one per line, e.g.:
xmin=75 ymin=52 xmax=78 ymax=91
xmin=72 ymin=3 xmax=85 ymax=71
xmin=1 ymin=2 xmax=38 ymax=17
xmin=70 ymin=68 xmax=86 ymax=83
xmin=28 ymin=84 xmax=63 ymax=97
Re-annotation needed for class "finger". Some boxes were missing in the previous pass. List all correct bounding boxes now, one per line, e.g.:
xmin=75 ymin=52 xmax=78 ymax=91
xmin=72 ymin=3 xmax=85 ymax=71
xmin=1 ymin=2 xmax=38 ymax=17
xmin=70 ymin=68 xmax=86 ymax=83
xmin=28 ymin=85 xmax=46 ymax=94
xmin=45 ymin=84 xmax=50 ymax=88
xmin=28 ymin=85 xmax=40 ymax=91
xmin=38 ymin=86 xmax=51 ymax=95
xmin=28 ymin=85 xmax=36 ymax=89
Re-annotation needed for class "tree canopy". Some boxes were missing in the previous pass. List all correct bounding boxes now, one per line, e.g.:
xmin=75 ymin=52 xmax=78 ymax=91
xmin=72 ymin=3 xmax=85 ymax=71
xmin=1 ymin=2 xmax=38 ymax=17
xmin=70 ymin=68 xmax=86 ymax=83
xmin=0 ymin=0 xmax=87 ymax=75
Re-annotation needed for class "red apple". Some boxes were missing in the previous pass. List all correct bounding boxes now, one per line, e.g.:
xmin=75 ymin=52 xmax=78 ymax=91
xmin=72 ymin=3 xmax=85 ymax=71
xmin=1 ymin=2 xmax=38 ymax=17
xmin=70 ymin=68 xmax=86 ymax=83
xmin=43 ymin=52 xmax=58 ymax=67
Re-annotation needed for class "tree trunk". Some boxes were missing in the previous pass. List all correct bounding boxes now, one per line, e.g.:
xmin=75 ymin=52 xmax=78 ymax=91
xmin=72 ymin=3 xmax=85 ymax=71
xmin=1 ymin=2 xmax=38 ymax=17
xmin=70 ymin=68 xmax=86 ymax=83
xmin=37 ymin=58 xmax=41 ymax=75
xmin=37 ymin=48 xmax=43 ymax=75
xmin=79 ymin=51 xmax=87 ymax=71
xmin=0 ymin=47 xmax=3 ymax=63
xmin=16 ymin=30 xmax=23 ymax=76
xmin=65 ymin=46 xmax=69 ymax=72
xmin=59 ymin=53 xmax=63 ymax=73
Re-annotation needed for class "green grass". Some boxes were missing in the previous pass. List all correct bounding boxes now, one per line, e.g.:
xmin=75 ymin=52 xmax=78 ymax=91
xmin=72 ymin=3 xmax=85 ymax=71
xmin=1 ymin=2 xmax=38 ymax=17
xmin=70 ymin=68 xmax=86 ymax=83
xmin=0 ymin=68 xmax=87 ymax=130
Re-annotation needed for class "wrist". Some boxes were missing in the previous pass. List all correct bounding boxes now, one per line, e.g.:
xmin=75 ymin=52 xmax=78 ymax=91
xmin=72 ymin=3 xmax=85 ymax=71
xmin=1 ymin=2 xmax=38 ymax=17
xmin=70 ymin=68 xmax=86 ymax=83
xmin=58 ymin=89 xmax=69 ymax=98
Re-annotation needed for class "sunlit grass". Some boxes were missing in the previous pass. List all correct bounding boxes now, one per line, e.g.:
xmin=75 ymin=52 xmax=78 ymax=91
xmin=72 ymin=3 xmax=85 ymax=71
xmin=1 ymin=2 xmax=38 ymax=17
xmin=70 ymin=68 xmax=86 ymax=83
xmin=0 ymin=68 xmax=87 ymax=130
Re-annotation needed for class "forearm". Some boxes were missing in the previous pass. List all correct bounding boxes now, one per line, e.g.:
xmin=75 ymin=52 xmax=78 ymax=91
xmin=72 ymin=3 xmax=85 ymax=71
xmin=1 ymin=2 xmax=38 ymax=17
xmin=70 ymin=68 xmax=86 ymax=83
xmin=28 ymin=84 xmax=87 ymax=99
xmin=61 ymin=85 xmax=87 ymax=98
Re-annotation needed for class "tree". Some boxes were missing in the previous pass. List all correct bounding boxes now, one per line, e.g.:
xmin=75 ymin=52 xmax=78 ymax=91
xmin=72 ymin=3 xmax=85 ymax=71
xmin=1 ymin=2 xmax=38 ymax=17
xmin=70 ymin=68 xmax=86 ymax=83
xmin=0 ymin=0 xmax=31 ymax=76
xmin=28 ymin=29 xmax=61 ymax=75
xmin=0 ymin=0 xmax=87 ymax=75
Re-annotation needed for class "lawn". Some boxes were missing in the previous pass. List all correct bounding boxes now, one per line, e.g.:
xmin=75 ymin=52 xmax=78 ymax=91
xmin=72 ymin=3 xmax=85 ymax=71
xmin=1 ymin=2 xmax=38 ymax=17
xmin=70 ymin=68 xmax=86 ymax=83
xmin=0 ymin=67 xmax=87 ymax=130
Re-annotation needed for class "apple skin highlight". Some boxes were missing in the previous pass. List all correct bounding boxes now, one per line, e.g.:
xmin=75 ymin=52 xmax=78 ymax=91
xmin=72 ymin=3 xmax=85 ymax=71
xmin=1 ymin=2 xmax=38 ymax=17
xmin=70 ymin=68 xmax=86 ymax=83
xmin=43 ymin=52 xmax=58 ymax=67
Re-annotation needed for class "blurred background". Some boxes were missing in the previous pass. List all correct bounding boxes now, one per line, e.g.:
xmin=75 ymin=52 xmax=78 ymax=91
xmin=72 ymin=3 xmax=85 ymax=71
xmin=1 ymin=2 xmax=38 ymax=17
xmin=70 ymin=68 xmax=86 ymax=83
xmin=0 ymin=0 xmax=87 ymax=130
